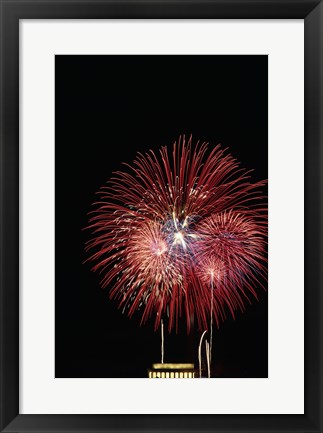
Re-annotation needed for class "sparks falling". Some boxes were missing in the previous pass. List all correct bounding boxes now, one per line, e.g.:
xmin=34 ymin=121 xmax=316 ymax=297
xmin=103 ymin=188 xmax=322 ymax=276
xmin=85 ymin=135 xmax=267 ymax=333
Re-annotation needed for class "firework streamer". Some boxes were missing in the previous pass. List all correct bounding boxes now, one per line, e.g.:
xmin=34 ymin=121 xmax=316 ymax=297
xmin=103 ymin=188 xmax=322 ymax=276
xmin=85 ymin=135 xmax=267 ymax=333
xmin=210 ymin=274 xmax=214 ymax=368
xmin=161 ymin=319 xmax=164 ymax=364
xmin=198 ymin=330 xmax=207 ymax=378
xmin=205 ymin=340 xmax=211 ymax=378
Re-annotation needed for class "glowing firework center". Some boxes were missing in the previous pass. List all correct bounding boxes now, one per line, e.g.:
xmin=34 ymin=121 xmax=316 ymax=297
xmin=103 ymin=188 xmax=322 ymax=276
xmin=166 ymin=212 xmax=197 ymax=250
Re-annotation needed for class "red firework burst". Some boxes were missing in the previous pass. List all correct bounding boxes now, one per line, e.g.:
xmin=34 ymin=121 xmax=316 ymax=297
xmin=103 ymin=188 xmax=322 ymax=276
xmin=85 ymin=135 xmax=267 ymax=332
xmin=194 ymin=210 xmax=267 ymax=327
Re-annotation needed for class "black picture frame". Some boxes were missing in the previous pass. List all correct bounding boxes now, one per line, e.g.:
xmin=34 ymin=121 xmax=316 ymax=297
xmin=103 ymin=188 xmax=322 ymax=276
xmin=0 ymin=1 xmax=322 ymax=432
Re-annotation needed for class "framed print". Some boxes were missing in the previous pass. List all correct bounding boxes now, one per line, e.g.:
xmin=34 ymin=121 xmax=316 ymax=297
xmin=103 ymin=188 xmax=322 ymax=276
xmin=0 ymin=1 xmax=322 ymax=433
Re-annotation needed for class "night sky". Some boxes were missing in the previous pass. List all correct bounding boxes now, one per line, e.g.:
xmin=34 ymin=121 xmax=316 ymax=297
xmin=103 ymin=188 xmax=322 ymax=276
xmin=55 ymin=55 xmax=268 ymax=378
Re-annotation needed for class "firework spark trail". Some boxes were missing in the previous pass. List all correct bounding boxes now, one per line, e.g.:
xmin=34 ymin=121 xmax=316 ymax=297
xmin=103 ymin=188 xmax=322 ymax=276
xmin=85 ymin=135 xmax=268 ymax=333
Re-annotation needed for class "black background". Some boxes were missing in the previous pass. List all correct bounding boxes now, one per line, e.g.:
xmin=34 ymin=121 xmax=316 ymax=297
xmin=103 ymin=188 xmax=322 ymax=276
xmin=55 ymin=55 xmax=268 ymax=378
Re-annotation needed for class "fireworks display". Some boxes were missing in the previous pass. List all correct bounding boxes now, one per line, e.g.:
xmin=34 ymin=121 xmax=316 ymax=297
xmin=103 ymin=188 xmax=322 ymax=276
xmin=85 ymin=135 xmax=267 ymax=333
